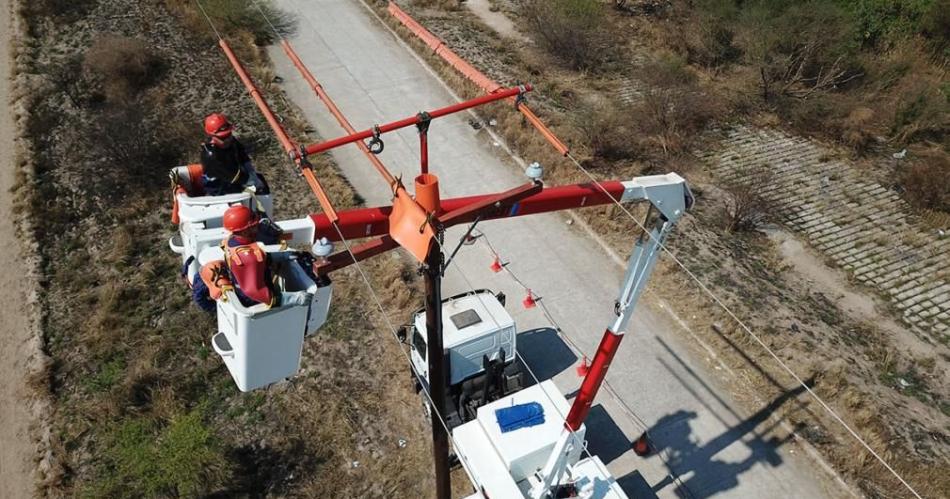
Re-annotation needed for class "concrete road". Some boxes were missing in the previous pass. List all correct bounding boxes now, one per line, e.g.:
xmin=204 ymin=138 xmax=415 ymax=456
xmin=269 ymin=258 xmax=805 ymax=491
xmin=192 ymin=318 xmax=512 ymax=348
xmin=268 ymin=1 xmax=848 ymax=497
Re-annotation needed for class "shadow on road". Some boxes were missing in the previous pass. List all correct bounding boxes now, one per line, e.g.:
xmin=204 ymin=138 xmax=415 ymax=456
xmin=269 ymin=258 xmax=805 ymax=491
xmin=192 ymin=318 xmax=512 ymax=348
xmin=585 ymin=404 xmax=631 ymax=465
xmin=516 ymin=327 xmax=578 ymax=382
xmin=617 ymin=471 xmax=660 ymax=499
xmin=632 ymin=380 xmax=812 ymax=498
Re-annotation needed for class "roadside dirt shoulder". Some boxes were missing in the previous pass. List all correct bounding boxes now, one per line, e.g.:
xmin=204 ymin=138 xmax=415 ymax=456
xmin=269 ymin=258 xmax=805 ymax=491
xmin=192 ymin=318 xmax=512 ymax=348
xmin=0 ymin=0 xmax=45 ymax=496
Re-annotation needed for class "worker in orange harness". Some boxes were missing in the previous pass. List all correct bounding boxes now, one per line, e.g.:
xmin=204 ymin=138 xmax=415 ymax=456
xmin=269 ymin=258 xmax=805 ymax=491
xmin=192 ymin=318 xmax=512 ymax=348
xmin=192 ymin=205 xmax=310 ymax=313
xmin=200 ymin=113 xmax=269 ymax=196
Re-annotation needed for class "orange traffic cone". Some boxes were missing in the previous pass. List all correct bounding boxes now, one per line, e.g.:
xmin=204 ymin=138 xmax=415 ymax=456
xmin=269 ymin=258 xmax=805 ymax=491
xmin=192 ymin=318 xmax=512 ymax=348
xmin=490 ymin=256 xmax=504 ymax=273
xmin=576 ymin=356 xmax=590 ymax=377
xmin=633 ymin=432 xmax=651 ymax=456
xmin=522 ymin=289 xmax=537 ymax=309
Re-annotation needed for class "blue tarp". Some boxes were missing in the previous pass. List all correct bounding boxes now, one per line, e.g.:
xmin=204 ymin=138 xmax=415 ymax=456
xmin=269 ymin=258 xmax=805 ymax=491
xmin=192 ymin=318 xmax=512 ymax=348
xmin=495 ymin=401 xmax=545 ymax=433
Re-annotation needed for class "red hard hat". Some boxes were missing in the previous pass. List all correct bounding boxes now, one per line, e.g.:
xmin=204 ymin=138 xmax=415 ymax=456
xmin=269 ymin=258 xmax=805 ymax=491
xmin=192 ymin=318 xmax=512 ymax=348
xmin=204 ymin=112 xmax=233 ymax=139
xmin=223 ymin=205 xmax=259 ymax=233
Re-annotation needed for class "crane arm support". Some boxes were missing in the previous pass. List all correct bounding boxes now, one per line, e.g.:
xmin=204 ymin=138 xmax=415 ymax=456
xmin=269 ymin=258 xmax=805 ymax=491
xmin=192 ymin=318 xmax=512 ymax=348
xmin=313 ymin=236 xmax=399 ymax=276
xmin=437 ymin=181 xmax=542 ymax=227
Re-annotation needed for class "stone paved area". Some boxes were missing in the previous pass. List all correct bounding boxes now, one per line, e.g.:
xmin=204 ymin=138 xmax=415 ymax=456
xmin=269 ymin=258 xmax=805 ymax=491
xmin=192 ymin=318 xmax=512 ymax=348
xmin=699 ymin=125 xmax=950 ymax=344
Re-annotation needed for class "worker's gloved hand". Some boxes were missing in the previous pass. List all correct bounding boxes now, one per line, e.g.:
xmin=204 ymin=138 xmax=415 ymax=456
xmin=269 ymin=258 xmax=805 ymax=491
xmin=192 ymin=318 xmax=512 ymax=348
xmin=280 ymin=291 xmax=312 ymax=307
xmin=242 ymin=162 xmax=270 ymax=195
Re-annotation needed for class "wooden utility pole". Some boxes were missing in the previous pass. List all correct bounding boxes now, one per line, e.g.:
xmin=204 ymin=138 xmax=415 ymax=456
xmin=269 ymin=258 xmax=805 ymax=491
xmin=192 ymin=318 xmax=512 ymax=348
xmin=423 ymin=241 xmax=451 ymax=499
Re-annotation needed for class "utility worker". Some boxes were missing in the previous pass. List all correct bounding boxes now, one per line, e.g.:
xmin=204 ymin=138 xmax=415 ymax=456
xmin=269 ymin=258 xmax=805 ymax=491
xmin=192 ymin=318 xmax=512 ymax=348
xmin=192 ymin=205 xmax=309 ymax=313
xmin=200 ymin=113 xmax=269 ymax=196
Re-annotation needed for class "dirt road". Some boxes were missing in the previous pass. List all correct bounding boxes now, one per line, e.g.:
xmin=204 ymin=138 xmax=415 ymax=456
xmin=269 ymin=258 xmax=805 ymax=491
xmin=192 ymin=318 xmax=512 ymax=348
xmin=0 ymin=1 xmax=36 ymax=497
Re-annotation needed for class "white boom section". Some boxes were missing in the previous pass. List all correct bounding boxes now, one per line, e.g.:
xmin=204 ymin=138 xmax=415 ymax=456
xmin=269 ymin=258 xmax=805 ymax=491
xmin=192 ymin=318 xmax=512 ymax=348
xmin=614 ymin=173 xmax=692 ymax=334
xmin=452 ymin=173 xmax=692 ymax=499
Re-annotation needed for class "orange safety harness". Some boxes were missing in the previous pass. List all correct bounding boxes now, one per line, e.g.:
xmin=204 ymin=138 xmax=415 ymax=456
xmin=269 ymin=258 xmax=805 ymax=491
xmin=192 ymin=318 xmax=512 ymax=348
xmin=199 ymin=260 xmax=232 ymax=300
xmin=223 ymin=241 xmax=276 ymax=307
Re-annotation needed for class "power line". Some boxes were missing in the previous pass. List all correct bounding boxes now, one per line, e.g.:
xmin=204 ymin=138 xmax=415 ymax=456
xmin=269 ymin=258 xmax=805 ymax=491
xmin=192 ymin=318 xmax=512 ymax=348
xmin=192 ymin=0 xmax=222 ymax=40
xmin=252 ymin=0 xmax=472 ymax=475
xmin=327 ymin=6 xmax=921 ymax=491
xmin=251 ymin=1 xmax=632 ymax=487
xmin=328 ymin=224 xmax=469 ymax=470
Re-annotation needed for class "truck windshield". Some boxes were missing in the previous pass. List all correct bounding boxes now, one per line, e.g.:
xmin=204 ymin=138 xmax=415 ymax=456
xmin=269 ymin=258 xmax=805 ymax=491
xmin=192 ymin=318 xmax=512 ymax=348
xmin=412 ymin=328 xmax=427 ymax=361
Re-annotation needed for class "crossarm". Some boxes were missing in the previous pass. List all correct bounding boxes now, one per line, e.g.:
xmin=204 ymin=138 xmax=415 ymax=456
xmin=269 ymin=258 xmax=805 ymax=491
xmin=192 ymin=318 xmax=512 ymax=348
xmin=302 ymin=85 xmax=531 ymax=161
xmin=309 ymin=180 xmax=628 ymax=242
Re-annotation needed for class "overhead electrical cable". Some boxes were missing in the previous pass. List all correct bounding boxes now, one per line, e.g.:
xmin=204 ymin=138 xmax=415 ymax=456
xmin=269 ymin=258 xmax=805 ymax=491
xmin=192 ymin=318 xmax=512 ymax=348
xmin=373 ymin=4 xmax=923 ymax=491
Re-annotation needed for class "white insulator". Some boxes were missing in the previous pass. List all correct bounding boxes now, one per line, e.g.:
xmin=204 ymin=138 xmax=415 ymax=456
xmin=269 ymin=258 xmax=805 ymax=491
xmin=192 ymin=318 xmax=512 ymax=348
xmin=311 ymin=237 xmax=333 ymax=258
xmin=525 ymin=161 xmax=543 ymax=181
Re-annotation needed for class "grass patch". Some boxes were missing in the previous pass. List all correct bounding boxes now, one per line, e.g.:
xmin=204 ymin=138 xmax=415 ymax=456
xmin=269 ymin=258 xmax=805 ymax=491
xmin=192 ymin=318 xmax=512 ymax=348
xmin=87 ymin=405 xmax=228 ymax=498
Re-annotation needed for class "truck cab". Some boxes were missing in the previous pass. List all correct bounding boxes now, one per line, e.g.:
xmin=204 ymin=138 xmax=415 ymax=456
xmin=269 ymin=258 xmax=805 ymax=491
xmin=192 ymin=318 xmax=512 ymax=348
xmin=405 ymin=289 xmax=524 ymax=428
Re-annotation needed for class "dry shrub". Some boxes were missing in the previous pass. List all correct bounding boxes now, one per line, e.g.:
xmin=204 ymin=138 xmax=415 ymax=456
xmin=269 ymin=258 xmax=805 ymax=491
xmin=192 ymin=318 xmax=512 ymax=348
xmin=841 ymin=107 xmax=877 ymax=154
xmin=21 ymin=0 xmax=95 ymax=20
xmin=663 ymin=7 xmax=742 ymax=68
xmin=633 ymin=55 xmax=724 ymax=157
xmin=721 ymin=166 xmax=774 ymax=232
xmin=922 ymin=0 xmax=950 ymax=58
xmin=570 ymin=56 xmax=721 ymax=161
xmin=84 ymin=36 xmax=166 ymax=102
xmin=900 ymin=151 xmax=950 ymax=213
xmin=522 ymin=0 xmax=612 ymax=70
xmin=572 ymin=99 xmax=638 ymax=160
xmin=890 ymin=82 xmax=950 ymax=144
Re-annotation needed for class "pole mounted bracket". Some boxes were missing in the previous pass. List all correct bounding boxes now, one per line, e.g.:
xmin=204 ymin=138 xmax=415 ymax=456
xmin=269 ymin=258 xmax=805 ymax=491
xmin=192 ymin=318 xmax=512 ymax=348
xmin=367 ymin=124 xmax=384 ymax=154
xmin=297 ymin=145 xmax=312 ymax=168
xmin=515 ymin=84 xmax=528 ymax=108
xmin=416 ymin=111 xmax=432 ymax=134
